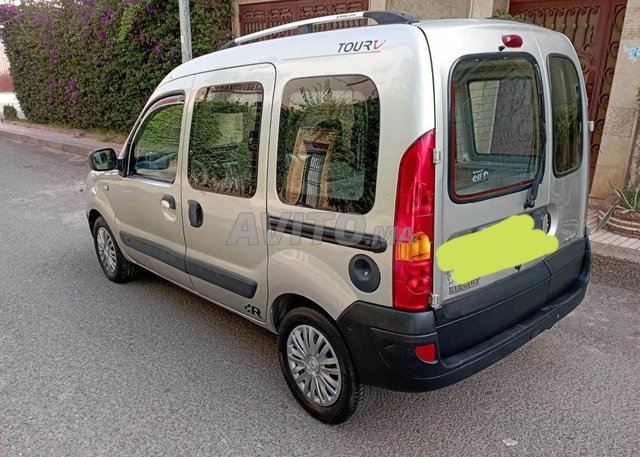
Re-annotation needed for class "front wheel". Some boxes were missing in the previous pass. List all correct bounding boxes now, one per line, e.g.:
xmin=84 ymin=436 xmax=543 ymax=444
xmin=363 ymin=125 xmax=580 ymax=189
xmin=92 ymin=217 xmax=138 ymax=283
xmin=277 ymin=307 xmax=375 ymax=424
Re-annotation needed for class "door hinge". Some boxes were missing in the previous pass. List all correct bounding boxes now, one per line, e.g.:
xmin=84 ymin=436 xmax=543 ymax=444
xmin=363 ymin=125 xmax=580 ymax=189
xmin=429 ymin=293 xmax=441 ymax=309
xmin=433 ymin=149 xmax=442 ymax=164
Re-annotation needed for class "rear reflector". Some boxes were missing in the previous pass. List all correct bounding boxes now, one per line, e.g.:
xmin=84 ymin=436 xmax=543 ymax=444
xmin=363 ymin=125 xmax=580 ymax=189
xmin=415 ymin=343 xmax=437 ymax=363
xmin=502 ymin=34 xmax=523 ymax=48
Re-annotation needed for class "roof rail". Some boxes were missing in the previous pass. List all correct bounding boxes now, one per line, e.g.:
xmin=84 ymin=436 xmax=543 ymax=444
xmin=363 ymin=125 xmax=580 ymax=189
xmin=219 ymin=10 xmax=418 ymax=50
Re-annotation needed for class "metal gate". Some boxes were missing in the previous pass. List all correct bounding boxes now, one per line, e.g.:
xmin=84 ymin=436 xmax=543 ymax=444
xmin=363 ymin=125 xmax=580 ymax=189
xmin=510 ymin=0 xmax=627 ymax=188
xmin=239 ymin=0 xmax=369 ymax=36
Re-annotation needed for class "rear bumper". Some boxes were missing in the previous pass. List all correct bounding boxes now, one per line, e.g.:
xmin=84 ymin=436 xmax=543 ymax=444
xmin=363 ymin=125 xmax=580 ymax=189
xmin=337 ymin=236 xmax=591 ymax=392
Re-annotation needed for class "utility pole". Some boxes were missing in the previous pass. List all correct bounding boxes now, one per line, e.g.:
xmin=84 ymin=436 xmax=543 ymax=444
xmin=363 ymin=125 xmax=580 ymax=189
xmin=178 ymin=0 xmax=192 ymax=63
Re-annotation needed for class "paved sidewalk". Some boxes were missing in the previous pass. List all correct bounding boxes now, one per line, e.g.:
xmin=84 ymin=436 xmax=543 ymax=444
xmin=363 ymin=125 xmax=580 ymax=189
xmin=588 ymin=208 xmax=640 ymax=250
xmin=0 ymin=120 xmax=122 ymax=157
xmin=587 ymin=207 xmax=640 ymax=290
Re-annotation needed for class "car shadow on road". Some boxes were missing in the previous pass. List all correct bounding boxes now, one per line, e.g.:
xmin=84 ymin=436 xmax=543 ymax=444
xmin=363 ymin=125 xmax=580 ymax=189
xmin=128 ymin=269 xmax=550 ymax=432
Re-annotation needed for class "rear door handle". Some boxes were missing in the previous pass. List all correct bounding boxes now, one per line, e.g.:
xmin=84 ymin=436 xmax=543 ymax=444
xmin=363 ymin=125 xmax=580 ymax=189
xmin=161 ymin=194 xmax=176 ymax=210
xmin=188 ymin=200 xmax=203 ymax=228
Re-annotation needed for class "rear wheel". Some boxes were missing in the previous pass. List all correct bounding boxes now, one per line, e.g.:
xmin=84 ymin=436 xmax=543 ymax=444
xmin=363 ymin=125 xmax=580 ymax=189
xmin=277 ymin=307 xmax=375 ymax=424
xmin=92 ymin=217 xmax=138 ymax=283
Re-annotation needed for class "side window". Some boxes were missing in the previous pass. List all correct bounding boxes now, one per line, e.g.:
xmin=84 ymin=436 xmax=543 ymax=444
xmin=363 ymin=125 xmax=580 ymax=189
xmin=276 ymin=75 xmax=380 ymax=214
xmin=451 ymin=57 xmax=543 ymax=201
xmin=131 ymin=102 xmax=184 ymax=182
xmin=187 ymin=82 xmax=263 ymax=198
xmin=549 ymin=56 xmax=583 ymax=176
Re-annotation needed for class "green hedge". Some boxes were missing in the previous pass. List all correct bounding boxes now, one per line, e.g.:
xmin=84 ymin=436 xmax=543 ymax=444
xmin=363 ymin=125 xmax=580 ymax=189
xmin=0 ymin=0 xmax=232 ymax=133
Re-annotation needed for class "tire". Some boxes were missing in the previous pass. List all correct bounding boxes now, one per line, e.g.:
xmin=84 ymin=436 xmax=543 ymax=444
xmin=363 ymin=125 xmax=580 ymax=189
xmin=92 ymin=216 xmax=138 ymax=283
xmin=277 ymin=307 xmax=376 ymax=424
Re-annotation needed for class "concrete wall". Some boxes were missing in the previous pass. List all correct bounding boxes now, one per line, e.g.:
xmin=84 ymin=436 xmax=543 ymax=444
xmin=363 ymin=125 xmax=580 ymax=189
xmin=387 ymin=0 xmax=471 ymax=19
xmin=592 ymin=0 xmax=640 ymax=198
xmin=387 ymin=0 xmax=506 ymax=19
xmin=469 ymin=0 xmax=509 ymax=19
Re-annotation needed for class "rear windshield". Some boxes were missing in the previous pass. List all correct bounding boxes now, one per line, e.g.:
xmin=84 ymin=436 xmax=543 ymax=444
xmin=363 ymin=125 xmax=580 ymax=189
xmin=450 ymin=56 xmax=543 ymax=201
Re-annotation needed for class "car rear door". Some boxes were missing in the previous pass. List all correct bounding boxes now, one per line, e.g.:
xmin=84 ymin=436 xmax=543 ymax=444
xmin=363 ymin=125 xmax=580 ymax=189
xmin=180 ymin=64 xmax=275 ymax=322
xmin=424 ymin=25 xmax=552 ymax=303
xmin=536 ymin=37 xmax=590 ymax=299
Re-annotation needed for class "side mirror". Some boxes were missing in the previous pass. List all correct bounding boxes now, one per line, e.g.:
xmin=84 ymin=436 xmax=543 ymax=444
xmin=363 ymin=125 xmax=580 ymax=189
xmin=89 ymin=148 xmax=117 ymax=171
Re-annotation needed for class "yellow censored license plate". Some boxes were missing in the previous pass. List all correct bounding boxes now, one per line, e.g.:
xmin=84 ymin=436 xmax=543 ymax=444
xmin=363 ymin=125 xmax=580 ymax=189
xmin=436 ymin=214 xmax=559 ymax=284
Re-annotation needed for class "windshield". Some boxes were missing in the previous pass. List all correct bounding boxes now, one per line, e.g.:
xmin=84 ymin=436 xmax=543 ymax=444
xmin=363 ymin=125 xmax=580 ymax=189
xmin=450 ymin=56 xmax=543 ymax=201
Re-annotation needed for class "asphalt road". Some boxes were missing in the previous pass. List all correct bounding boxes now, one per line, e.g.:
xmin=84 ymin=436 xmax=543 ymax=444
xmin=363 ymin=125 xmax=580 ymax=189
xmin=1 ymin=138 xmax=639 ymax=457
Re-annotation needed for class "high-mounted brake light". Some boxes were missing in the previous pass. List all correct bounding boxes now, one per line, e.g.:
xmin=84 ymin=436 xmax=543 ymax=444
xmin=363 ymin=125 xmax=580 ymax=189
xmin=502 ymin=34 xmax=523 ymax=48
xmin=393 ymin=130 xmax=436 ymax=312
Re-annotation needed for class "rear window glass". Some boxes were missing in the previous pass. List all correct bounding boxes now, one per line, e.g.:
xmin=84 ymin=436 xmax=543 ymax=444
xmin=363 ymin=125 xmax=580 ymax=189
xmin=276 ymin=75 xmax=380 ymax=214
xmin=549 ymin=57 xmax=583 ymax=176
xmin=450 ymin=56 xmax=543 ymax=200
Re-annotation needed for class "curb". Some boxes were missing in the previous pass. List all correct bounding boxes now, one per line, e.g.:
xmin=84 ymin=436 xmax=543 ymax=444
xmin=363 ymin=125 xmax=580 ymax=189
xmin=590 ymin=240 xmax=640 ymax=292
xmin=0 ymin=129 xmax=89 ymax=157
xmin=0 ymin=125 xmax=120 ymax=158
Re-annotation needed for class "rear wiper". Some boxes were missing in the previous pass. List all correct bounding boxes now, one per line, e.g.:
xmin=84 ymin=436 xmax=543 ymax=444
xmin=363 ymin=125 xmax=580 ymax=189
xmin=525 ymin=71 xmax=547 ymax=210
xmin=524 ymin=109 xmax=547 ymax=209
xmin=524 ymin=146 xmax=544 ymax=209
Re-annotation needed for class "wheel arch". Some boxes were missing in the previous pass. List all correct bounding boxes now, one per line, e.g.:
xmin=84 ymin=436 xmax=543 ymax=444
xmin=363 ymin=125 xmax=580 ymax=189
xmin=270 ymin=293 xmax=337 ymax=333
xmin=87 ymin=206 xmax=133 ymax=264
xmin=88 ymin=209 xmax=103 ymax=233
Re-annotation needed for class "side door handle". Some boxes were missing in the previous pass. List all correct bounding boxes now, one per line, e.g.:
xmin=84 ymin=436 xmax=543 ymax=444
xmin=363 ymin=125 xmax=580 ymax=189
xmin=161 ymin=194 xmax=176 ymax=210
xmin=188 ymin=200 xmax=203 ymax=228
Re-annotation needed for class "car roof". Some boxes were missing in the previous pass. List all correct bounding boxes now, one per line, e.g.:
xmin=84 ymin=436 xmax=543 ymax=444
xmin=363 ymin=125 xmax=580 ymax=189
xmin=159 ymin=19 xmax=562 ymax=86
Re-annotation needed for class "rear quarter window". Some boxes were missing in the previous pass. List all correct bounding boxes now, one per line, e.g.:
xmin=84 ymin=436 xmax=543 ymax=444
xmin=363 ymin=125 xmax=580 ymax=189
xmin=276 ymin=75 xmax=380 ymax=214
xmin=450 ymin=56 xmax=543 ymax=202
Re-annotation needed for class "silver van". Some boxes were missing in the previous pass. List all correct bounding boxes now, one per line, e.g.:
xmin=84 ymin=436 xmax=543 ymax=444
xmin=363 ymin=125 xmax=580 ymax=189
xmin=87 ymin=11 xmax=591 ymax=424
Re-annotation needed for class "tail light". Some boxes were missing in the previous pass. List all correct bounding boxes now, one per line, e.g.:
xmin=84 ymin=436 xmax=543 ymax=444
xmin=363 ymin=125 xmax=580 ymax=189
xmin=393 ymin=130 xmax=436 ymax=311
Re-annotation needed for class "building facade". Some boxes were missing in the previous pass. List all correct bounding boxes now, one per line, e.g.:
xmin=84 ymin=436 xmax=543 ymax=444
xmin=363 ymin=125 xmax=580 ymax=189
xmin=0 ymin=0 xmax=19 ymax=93
xmin=230 ymin=0 xmax=640 ymax=199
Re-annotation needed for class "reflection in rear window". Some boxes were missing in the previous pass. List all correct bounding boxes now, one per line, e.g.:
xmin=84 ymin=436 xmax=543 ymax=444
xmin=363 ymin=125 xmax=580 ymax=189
xmin=450 ymin=57 xmax=543 ymax=200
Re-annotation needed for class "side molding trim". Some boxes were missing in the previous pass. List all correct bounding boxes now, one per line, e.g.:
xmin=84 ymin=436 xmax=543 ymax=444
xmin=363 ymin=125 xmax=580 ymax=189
xmin=267 ymin=215 xmax=387 ymax=253
xmin=120 ymin=231 xmax=186 ymax=272
xmin=119 ymin=231 xmax=257 ymax=298
xmin=185 ymin=258 xmax=257 ymax=299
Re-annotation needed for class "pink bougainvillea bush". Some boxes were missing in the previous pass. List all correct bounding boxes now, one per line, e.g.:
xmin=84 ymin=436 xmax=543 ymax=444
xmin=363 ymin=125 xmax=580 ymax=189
xmin=0 ymin=0 xmax=232 ymax=132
